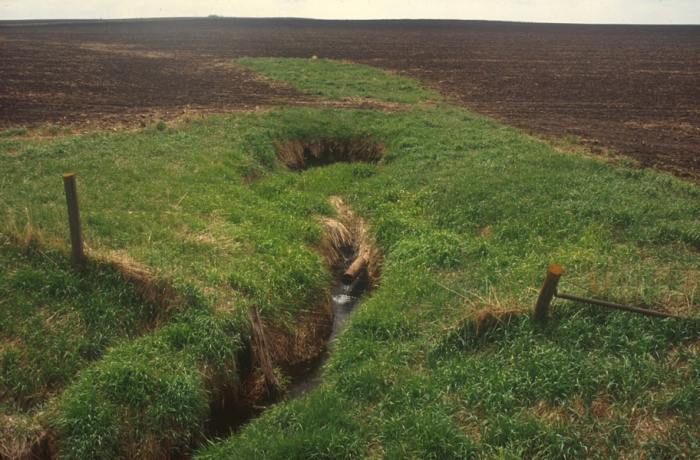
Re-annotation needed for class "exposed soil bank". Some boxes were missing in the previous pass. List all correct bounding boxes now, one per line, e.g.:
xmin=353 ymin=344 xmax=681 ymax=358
xmin=276 ymin=138 xmax=385 ymax=171
xmin=206 ymin=275 xmax=368 ymax=439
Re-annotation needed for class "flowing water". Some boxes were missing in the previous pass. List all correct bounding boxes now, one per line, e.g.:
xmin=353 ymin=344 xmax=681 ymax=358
xmin=287 ymin=277 xmax=365 ymax=398
xmin=208 ymin=275 xmax=366 ymax=438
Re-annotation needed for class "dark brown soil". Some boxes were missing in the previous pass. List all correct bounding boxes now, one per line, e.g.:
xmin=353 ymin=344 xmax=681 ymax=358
xmin=1 ymin=18 xmax=698 ymax=178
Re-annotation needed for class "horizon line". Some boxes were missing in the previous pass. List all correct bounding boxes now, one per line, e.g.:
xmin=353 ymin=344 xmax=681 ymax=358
xmin=1 ymin=16 xmax=699 ymax=27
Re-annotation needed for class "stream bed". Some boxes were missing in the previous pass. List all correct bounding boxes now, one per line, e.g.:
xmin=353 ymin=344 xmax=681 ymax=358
xmin=287 ymin=277 xmax=365 ymax=398
xmin=209 ymin=275 xmax=367 ymax=438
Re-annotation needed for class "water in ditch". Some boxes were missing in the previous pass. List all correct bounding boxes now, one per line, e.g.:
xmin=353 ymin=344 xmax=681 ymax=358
xmin=287 ymin=276 xmax=366 ymax=398
xmin=208 ymin=274 xmax=366 ymax=438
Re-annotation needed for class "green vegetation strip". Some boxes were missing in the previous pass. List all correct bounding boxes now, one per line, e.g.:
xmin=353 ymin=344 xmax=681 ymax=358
xmin=1 ymin=59 xmax=699 ymax=458
xmin=237 ymin=57 xmax=442 ymax=103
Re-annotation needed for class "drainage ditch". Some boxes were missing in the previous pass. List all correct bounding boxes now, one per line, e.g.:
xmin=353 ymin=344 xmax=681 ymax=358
xmin=17 ymin=137 xmax=385 ymax=459
xmin=205 ymin=137 xmax=384 ymax=441
xmin=207 ymin=194 xmax=379 ymax=439
xmin=287 ymin=273 xmax=368 ymax=399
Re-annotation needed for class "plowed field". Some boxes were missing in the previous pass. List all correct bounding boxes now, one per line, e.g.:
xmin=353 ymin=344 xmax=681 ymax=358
xmin=1 ymin=18 xmax=699 ymax=177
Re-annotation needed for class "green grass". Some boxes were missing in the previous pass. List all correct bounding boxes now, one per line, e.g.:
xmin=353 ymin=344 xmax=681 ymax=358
xmin=0 ymin=244 xmax=160 ymax=411
xmin=2 ymin=59 xmax=700 ymax=458
xmin=237 ymin=57 xmax=442 ymax=103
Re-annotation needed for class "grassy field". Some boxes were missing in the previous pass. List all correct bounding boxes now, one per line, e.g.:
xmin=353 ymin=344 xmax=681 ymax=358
xmin=236 ymin=57 xmax=442 ymax=103
xmin=1 ymin=58 xmax=700 ymax=459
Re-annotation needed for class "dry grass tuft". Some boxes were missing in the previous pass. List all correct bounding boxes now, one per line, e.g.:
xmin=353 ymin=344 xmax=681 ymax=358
xmin=663 ymin=268 xmax=700 ymax=317
xmin=1 ymin=214 xmax=48 ymax=251
xmin=455 ymin=408 xmax=483 ymax=442
xmin=472 ymin=308 xmax=521 ymax=332
xmin=237 ymin=372 xmax=271 ymax=406
xmin=615 ymin=413 xmax=682 ymax=460
xmin=316 ymin=217 xmax=353 ymax=271
xmin=263 ymin=297 xmax=334 ymax=367
xmin=631 ymin=414 xmax=679 ymax=445
xmin=0 ymin=414 xmax=48 ymax=460
xmin=327 ymin=196 xmax=381 ymax=287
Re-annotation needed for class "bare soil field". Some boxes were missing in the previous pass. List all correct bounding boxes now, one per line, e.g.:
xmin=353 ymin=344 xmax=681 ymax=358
xmin=1 ymin=18 xmax=699 ymax=177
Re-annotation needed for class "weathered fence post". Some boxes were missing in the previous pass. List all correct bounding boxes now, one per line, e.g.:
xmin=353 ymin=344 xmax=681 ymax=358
xmin=248 ymin=304 xmax=277 ymax=397
xmin=533 ymin=263 xmax=563 ymax=322
xmin=62 ymin=172 xmax=85 ymax=266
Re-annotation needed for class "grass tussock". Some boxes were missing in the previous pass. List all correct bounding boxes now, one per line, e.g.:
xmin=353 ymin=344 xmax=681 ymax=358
xmin=316 ymin=217 xmax=353 ymax=271
xmin=1 ymin=212 xmax=59 ymax=253
xmin=0 ymin=413 xmax=47 ymax=460
xmin=328 ymin=196 xmax=381 ymax=287
xmin=472 ymin=307 xmax=521 ymax=332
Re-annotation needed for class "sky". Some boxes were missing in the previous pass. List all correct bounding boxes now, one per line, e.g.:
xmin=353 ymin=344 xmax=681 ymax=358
xmin=1 ymin=0 xmax=699 ymax=24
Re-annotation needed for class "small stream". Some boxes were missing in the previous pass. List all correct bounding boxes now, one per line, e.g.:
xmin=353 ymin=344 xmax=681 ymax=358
xmin=208 ymin=274 xmax=367 ymax=438
xmin=287 ymin=276 xmax=366 ymax=398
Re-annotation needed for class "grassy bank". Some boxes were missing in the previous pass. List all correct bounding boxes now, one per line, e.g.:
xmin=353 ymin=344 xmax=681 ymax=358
xmin=1 ymin=59 xmax=700 ymax=458
xmin=194 ymin=104 xmax=700 ymax=459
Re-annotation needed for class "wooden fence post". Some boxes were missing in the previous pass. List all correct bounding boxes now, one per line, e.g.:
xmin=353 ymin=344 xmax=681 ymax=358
xmin=533 ymin=263 xmax=563 ymax=322
xmin=62 ymin=173 xmax=85 ymax=266
xmin=248 ymin=305 xmax=277 ymax=397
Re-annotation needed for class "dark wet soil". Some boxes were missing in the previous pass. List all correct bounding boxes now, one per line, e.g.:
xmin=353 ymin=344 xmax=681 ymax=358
xmin=1 ymin=18 xmax=699 ymax=178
